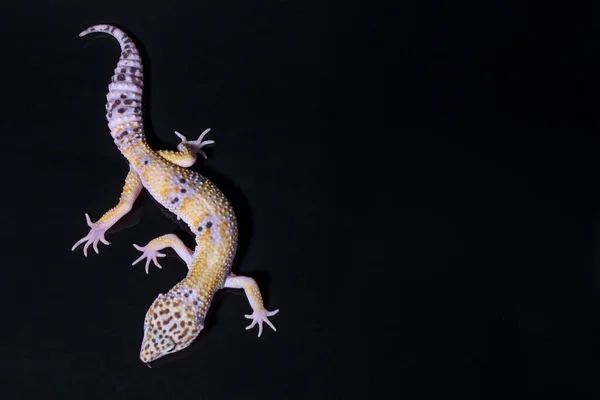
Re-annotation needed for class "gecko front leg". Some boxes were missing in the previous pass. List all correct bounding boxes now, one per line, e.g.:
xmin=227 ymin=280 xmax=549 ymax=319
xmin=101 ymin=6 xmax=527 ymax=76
xmin=133 ymin=236 xmax=280 ymax=337
xmin=224 ymin=275 xmax=280 ymax=337
xmin=132 ymin=233 xmax=194 ymax=273
xmin=72 ymin=167 xmax=143 ymax=256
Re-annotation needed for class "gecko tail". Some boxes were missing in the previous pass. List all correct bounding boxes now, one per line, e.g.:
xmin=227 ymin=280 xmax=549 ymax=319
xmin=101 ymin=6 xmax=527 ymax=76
xmin=79 ymin=24 xmax=145 ymax=140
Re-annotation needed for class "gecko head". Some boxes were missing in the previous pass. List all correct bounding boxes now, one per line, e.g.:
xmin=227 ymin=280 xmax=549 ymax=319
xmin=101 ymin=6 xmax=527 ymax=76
xmin=140 ymin=293 xmax=203 ymax=363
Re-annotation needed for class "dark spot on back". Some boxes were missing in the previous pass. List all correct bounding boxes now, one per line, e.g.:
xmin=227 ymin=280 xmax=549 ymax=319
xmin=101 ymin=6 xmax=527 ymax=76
xmin=134 ymin=108 xmax=141 ymax=114
xmin=175 ymin=312 xmax=181 ymax=318
xmin=144 ymin=160 xmax=149 ymax=165
xmin=121 ymin=68 xmax=126 ymax=73
xmin=130 ymin=67 xmax=138 ymax=73
xmin=180 ymin=178 xmax=186 ymax=183
xmin=180 ymin=321 xmax=185 ymax=328
xmin=181 ymin=188 xmax=186 ymax=193
xmin=118 ymin=108 xmax=125 ymax=113
xmin=153 ymin=313 xmax=157 ymax=319
xmin=172 ymin=198 xmax=179 ymax=203
xmin=116 ymin=74 xmax=125 ymax=81
xmin=159 ymin=309 xmax=168 ymax=315
xmin=120 ymin=94 xmax=127 ymax=99
xmin=124 ymin=99 xmax=133 ymax=105
xmin=206 ymin=222 xmax=213 ymax=228
xmin=114 ymin=100 xmax=121 ymax=106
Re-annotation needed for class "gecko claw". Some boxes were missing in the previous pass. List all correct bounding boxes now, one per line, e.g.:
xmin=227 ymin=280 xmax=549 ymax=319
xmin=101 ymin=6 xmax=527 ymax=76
xmin=244 ymin=309 xmax=279 ymax=337
xmin=174 ymin=128 xmax=215 ymax=159
xmin=72 ymin=213 xmax=110 ymax=256
xmin=132 ymin=243 xmax=166 ymax=274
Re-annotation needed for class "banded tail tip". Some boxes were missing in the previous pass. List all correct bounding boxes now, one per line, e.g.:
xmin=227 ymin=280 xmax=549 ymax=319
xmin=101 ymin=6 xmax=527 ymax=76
xmin=79 ymin=25 xmax=101 ymax=37
xmin=78 ymin=25 xmax=119 ymax=38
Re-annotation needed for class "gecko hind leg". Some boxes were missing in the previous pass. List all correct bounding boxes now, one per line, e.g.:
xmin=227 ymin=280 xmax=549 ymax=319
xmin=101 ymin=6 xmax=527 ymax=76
xmin=174 ymin=128 xmax=214 ymax=160
xmin=157 ymin=129 xmax=215 ymax=168
xmin=132 ymin=233 xmax=194 ymax=274
xmin=72 ymin=167 xmax=143 ymax=256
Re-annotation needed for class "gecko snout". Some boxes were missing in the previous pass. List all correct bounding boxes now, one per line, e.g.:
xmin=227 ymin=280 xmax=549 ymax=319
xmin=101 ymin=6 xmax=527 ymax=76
xmin=140 ymin=293 xmax=203 ymax=362
xmin=140 ymin=332 xmax=176 ymax=363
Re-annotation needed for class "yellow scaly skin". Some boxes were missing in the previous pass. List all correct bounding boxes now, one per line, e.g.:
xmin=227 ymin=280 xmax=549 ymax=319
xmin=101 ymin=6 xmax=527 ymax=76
xmin=72 ymin=24 xmax=279 ymax=364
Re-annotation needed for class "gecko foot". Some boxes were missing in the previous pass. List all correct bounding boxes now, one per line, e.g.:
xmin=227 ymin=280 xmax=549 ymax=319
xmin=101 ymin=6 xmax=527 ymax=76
xmin=132 ymin=243 xmax=166 ymax=274
xmin=174 ymin=128 xmax=215 ymax=159
xmin=71 ymin=213 xmax=110 ymax=257
xmin=245 ymin=308 xmax=279 ymax=337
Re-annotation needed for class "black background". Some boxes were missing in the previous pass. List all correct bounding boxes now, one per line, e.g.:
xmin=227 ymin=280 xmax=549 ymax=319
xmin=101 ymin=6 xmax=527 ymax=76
xmin=0 ymin=0 xmax=599 ymax=398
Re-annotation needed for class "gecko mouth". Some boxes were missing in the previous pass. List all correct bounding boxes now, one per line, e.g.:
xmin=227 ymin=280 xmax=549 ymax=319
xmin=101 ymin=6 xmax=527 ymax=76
xmin=166 ymin=342 xmax=177 ymax=354
xmin=142 ymin=342 xmax=177 ymax=368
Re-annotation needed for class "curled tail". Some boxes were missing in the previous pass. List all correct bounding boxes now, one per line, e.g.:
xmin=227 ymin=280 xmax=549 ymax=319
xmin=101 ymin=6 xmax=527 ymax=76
xmin=79 ymin=25 xmax=144 ymax=140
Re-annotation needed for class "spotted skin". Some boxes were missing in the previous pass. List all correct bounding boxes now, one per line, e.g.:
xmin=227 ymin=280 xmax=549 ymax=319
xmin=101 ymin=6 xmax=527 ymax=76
xmin=73 ymin=24 xmax=279 ymax=363
xmin=141 ymin=289 xmax=203 ymax=361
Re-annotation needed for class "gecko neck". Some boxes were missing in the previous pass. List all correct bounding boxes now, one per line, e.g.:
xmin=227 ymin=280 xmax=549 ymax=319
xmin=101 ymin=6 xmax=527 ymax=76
xmin=172 ymin=241 xmax=232 ymax=323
